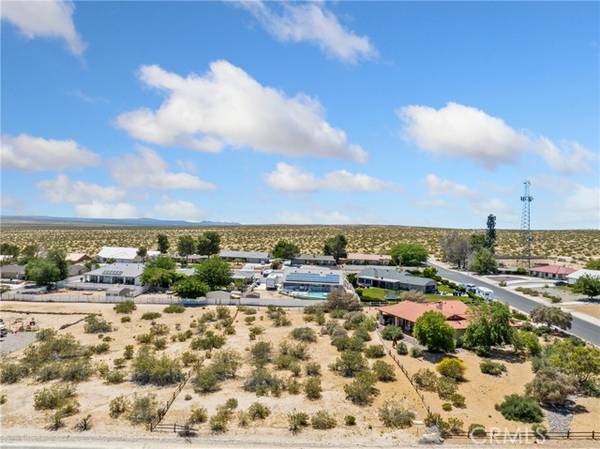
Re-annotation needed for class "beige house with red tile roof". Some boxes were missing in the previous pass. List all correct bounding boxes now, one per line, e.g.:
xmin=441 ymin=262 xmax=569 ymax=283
xmin=528 ymin=264 xmax=576 ymax=280
xmin=378 ymin=300 xmax=471 ymax=335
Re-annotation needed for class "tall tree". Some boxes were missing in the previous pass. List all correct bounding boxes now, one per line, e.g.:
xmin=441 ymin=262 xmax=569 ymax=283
xmin=439 ymin=232 xmax=471 ymax=269
xmin=177 ymin=235 xmax=196 ymax=257
xmin=195 ymin=256 xmax=232 ymax=289
xmin=323 ymin=234 xmax=348 ymax=263
xmin=0 ymin=243 xmax=19 ymax=258
xmin=469 ymin=248 xmax=498 ymax=274
xmin=486 ymin=214 xmax=497 ymax=252
xmin=390 ymin=243 xmax=428 ymax=266
xmin=196 ymin=231 xmax=221 ymax=256
xmin=413 ymin=311 xmax=455 ymax=353
xmin=157 ymin=234 xmax=169 ymax=254
xmin=463 ymin=302 xmax=513 ymax=355
xmin=25 ymin=259 xmax=61 ymax=286
xmin=46 ymin=249 xmax=68 ymax=279
xmin=272 ymin=240 xmax=300 ymax=259
xmin=137 ymin=247 xmax=147 ymax=259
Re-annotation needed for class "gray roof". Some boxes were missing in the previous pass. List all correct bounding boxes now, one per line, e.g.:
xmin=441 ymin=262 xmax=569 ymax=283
xmin=293 ymin=254 xmax=336 ymax=262
xmin=283 ymin=267 xmax=343 ymax=285
xmin=86 ymin=263 xmax=144 ymax=278
xmin=219 ymin=250 xmax=270 ymax=259
xmin=357 ymin=267 xmax=435 ymax=286
xmin=0 ymin=264 xmax=26 ymax=275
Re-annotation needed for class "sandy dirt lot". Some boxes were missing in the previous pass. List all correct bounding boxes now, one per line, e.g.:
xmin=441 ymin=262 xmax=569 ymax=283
xmin=1 ymin=301 xmax=599 ymax=447
xmin=562 ymin=303 xmax=600 ymax=320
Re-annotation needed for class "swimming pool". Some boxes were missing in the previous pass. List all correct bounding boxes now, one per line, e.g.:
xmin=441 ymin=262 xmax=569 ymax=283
xmin=281 ymin=290 xmax=329 ymax=300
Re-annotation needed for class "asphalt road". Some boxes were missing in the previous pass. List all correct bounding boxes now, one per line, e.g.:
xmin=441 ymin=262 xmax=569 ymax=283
xmin=431 ymin=264 xmax=600 ymax=347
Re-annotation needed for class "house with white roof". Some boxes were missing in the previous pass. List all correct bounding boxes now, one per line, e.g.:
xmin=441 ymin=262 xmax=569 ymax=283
xmin=97 ymin=247 xmax=140 ymax=263
xmin=84 ymin=263 xmax=144 ymax=286
xmin=567 ymin=269 xmax=600 ymax=285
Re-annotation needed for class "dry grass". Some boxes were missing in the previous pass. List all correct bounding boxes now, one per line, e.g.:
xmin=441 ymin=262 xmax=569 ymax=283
xmin=3 ymin=224 xmax=599 ymax=264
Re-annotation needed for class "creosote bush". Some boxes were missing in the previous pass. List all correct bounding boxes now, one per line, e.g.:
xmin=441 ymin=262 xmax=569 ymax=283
xmin=379 ymin=400 xmax=415 ymax=428
xmin=128 ymin=394 xmax=159 ymax=425
xmin=480 ymin=359 xmax=507 ymax=376
xmin=109 ymin=395 xmax=130 ymax=418
xmin=164 ymin=304 xmax=186 ymax=314
xmin=114 ymin=301 xmax=136 ymax=314
xmin=364 ymin=344 xmax=386 ymax=359
xmin=288 ymin=410 xmax=310 ymax=433
xmin=436 ymin=358 xmax=466 ymax=381
xmin=131 ymin=347 xmax=183 ymax=385
xmin=141 ymin=312 xmax=161 ymax=320
xmin=304 ymin=377 xmax=322 ymax=400
xmin=247 ymin=402 xmax=271 ymax=420
xmin=372 ymin=360 xmax=396 ymax=382
xmin=83 ymin=315 xmax=112 ymax=334
xmin=495 ymin=394 xmax=543 ymax=423
xmin=188 ymin=407 xmax=208 ymax=424
xmin=311 ymin=410 xmax=337 ymax=429
xmin=291 ymin=327 xmax=317 ymax=343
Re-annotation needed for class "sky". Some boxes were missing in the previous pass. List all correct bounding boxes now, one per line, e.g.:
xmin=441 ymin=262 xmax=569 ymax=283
xmin=1 ymin=0 xmax=599 ymax=229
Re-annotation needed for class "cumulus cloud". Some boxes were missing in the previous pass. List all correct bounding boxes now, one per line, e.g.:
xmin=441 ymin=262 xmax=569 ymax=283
xmin=559 ymin=184 xmax=600 ymax=225
xmin=74 ymin=201 xmax=138 ymax=219
xmin=425 ymin=174 xmax=476 ymax=199
xmin=239 ymin=1 xmax=376 ymax=63
xmin=38 ymin=175 xmax=126 ymax=204
xmin=116 ymin=61 xmax=367 ymax=163
xmin=265 ymin=162 xmax=397 ymax=192
xmin=399 ymin=102 xmax=597 ymax=173
xmin=424 ymin=173 xmax=517 ymax=222
xmin=111 ymin=147 xmax=215 ymax=190
xmin=0 ymin=0 xmax=85 ymax=55
xmin=1 ymin=133 xmax=99 ymax=171
xmin=152 ymin=197 xmax=205 ymax=222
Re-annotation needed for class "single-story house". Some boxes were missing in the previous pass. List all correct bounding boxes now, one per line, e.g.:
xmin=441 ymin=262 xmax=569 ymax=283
xmin=0 ymin=264 xmax=26 ymax=280
xmin=219 ymin=250 xmax=270 ymax=264
xmin=291 ymin=254 xmax=337 ymax=266
xmin=282 ymin=266 xmax=344 ymax=294
xmin=97 ymin=247 xmax=141 ymax=264
xmin=84 ymin=263 xmax=144 ymax=286
xmin=357 ymin=267 xmax=437 ymax=293
xmin=68 ymin=263 xmax=87 ymax=277
xmin=528 ymin=264 xmax=576 ymax=280
xmin=567 ymin=269 xmax=600 ymax=285
xmin=66 ymin=252 xmax=91 ymax=263
xmin=184 ymin=254 xmax=209 ymax=264
xmin=343 ymin=253 xmax=392 ymax=265
xmin=378 ymin=300 xmax=470 ymax=335
xmin=232 ymin=269 xmax=257 ymax=284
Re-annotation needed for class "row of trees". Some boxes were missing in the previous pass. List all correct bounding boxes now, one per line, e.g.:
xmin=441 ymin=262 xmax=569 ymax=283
xmin=140 ymin=255 xmax=232 ymax=299
xmin=172 ymin=232 xmax=221 ymax=257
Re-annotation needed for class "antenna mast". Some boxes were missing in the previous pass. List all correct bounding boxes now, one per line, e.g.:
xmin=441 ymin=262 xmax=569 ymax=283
xmin=520 ymin=180 xmax=534 ymax=267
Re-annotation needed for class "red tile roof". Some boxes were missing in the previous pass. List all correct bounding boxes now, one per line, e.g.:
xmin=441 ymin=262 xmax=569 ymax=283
xmin=378 ymin=300 xmax=471 ymax=329
xmin=529 ymin=265 xmax=576 ymax=275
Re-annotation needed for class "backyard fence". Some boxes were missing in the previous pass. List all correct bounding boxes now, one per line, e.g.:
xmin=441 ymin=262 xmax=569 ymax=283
xmin=444 ymin=430 xmax=599 ymax=440
xmin=147 ymin=371 xmax=192 ymax=432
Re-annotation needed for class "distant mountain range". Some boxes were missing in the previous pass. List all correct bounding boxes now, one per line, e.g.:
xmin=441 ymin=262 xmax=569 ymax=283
xmin=0 ymin=215 xmax=240 ymax=227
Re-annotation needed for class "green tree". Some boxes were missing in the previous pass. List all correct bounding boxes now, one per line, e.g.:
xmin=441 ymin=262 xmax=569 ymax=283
xmin=0 ymin=243 xmax=19 ymax=258
xmin=177 ymin=235 xmax=196 ymax=257
xmin=157 ymin=234 xmax=169 ymax=254
xmin=137 ymin=247 xmax=147 ymax=259
xmin=463 ymin=302 xmax=513 ymax=354
xmin=525 ymin=367 xmax=576 ymax=406
xmin=25 ymin=259 xmax=61 ymax=286
xmin=413 ymin=311 xmax=455 ymax=353
xmin=197 ymin=231 xmax=221 ymax=256
xmin=172 ymin=276 xmax=209 ymax=298
xmin=390 ymin=243 xmax=428 ymax=266
xmin=323 ymin=234 xmax=347 ymax=263
xmin=572 ymin=275 xmax=600 ymax=299
xmin=530 ymin=306 xmax=572 ymax=330
xmin=145 ymin=255 xmax=176 ymax=270
xmin=486 ymin=214 xmax=497 ymax=252
xmin=469 ymin=248 xmax=498 ymax=274
xmin=440 ymin=232 xmax=471 ymax=269
xmin=272 ymin=240 xmax=300 ymax=259
xmin=46 ymin=249 xmax=68 ymax=279
xmin=584 ymin=259 xmax=600 ymax=270
xmin=544 ymin=339 xmax=600 ymax=384
xmin=196 ymin=256 xmax=232 ymax=289
xmin=141 ymin=256 xmax=180 ymax=289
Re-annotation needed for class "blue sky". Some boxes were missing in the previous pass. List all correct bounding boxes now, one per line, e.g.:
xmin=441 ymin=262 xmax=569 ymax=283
xmin=1 ymin=1 xmax=598 ymax=229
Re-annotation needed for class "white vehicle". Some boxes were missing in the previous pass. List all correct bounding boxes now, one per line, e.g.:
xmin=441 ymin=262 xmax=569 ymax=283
xmin=266 ymin=273 xmax=281 ymax=290
xmin=475 ymin=286 xmax=494 ymax=300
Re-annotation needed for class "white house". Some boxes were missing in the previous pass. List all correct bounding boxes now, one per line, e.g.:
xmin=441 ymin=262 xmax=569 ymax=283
xmin=567 ymin=269 xmax=600 ymax=285
xmin=97 ymin=247 xmax=140 ymax=263
xmin=84 ymin=263 xmax=144 ymax=286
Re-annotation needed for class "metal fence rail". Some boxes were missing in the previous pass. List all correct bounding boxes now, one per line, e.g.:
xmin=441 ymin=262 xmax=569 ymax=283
xmin=445 ymin=430 xmax=599 ymax=440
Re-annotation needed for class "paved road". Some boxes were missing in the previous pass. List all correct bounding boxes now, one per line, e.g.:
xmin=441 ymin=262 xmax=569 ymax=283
xmin=431 ymin=263 xmax=600 ymax=346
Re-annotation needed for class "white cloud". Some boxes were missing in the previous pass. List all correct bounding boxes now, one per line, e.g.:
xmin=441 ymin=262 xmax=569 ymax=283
xmin=0 ymin=0 xmax=85 ymax=55
xmin=425 ymin=174 xmax=476 ymax=199
xmin=116 ymin=61 xmax=367 ymax=163
xmin=0 ymin=133 xmax=99 ymax=171
xmin=0 ymin=195 xmax=21 ymax=214
xmin=559 ymin=184 xmax=600 ymax=226
xmin=111 ymin=146 xmax=215 ymax=191
xmin=399 ymin=102 xmax=597 ymax=173
xmin=74 ymin=201 xmax=138 ymax=219
xmin=152 ymin=197 xmax=205 ymax=222
xmin=424 ymin=173 xmax=517 ymax=222
xmin=239 ymin=1 xmax=376 ymax=63
xmin=38 ymin=175 xmax=126 ymax=204
xmin=265 ymin=162 xmax=397 ymax=192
